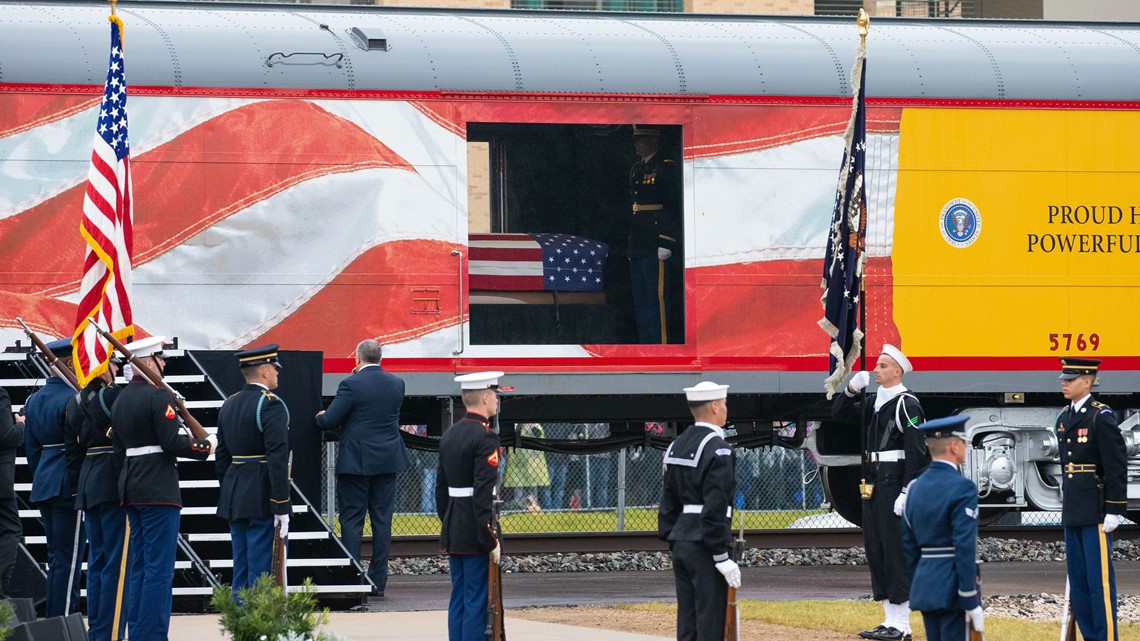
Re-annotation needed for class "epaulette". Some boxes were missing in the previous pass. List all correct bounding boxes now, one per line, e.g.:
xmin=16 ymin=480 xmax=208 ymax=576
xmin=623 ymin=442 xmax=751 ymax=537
xmin=1091 ymin=400 xmax=1110 ymax=410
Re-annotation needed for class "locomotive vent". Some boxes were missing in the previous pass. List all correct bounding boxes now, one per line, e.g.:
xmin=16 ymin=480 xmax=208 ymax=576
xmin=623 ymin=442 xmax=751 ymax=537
xmin=350 ymin=26 xmax=389 ymax=52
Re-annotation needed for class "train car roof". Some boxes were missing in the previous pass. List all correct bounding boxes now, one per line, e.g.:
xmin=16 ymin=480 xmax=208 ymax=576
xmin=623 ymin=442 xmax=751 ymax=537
xmin=2 ymin=1 xmax=1139 ymax=101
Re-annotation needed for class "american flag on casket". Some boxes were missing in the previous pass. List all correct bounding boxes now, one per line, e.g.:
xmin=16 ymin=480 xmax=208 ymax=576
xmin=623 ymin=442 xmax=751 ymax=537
xmin=468 ymin=233 xmax=608 ymax=292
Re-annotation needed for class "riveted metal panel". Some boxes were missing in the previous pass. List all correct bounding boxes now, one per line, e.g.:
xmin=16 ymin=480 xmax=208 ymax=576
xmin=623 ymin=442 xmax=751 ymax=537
xmin=368 ymin=13 xmax=519 ymax=92
xmin=1 ymin=5 xmax=109 ymax=86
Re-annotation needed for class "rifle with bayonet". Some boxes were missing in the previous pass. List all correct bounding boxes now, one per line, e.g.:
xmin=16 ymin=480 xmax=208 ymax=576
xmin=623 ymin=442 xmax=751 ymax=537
xmin=86 ymin=319 xmax=210 ymax=441
xmin=271 ymin=451 xmax=293 ymax=587
xmin=16 ymin=317 xmax=79 ymax=391
xmin=1059 ymin=578 xmax=1077 ymax=641
xmin=723 ymin=508 xmax=745 ymax=641
xmin=485 ymin=417 xmax=505 ymax=641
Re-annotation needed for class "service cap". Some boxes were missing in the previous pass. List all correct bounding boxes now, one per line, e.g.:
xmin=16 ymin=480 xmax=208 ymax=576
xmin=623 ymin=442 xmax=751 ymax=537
xmin=236 ymin=344 xmax=282 ymax=369
xmin=45 ymin=339 xmax=72 ymax=358
xmin=916 ymin=415 xmax=969 ymax=440
xmin=1059 ymin=357 xmax=1100 ymax=381
xmin=881 ymin=344 xmax=913 ymax=374
xmin=455 ymin=371 xmax=504 ymax=390
xmin=125 ymin=335 xmax=166 ymax=359
xmin=683 ymin=381 xmax=729 ymax=402
xmin=632 ymin=124 xmax=661 ymax=138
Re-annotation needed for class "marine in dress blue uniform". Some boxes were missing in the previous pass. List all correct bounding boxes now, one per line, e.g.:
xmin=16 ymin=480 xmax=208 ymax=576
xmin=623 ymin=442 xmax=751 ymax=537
xmin=110 ymin=336 xmax=213 ymax=641
xmin=1056 ymin=358 xmax=1126 ymax=641
xmin=215 ymin=345 xmax=291 ymax=592
xmin=658 ymin=381 xmax=739 ymax=641
xmin=833 ymin=344 xmax=929 ymax=641
xmin=901 ymin=415 xmax=984 ymax=641
xmin=65 ymin=359 xmax=129 ymax=641
xmin=24 ymin=338 xmax=83 ymax=616
xmin=628 ymin=125 xmax=682 ymax=344
xmin=436 ymin=372 xmax=502 ymax=641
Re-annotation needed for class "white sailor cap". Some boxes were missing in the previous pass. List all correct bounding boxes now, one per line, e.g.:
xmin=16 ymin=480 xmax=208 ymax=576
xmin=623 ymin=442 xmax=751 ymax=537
xmin=455 ymin=371 xmax=505 ymax=390
xmin=125 ymin=335 xmax=166 ymax=359
xmin=683 ymin=381 xmax=729 ymax=402
xmin=881 ymin=344 xmax=912 ymax=374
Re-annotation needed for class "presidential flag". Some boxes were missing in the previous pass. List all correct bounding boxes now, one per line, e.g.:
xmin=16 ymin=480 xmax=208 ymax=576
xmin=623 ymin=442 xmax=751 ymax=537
xmin=469 ymin=233 xmax=608 ymax=292
xmin=73 ymin=16 xmax=134 ymax=386
xmin=819 ymin=44 xmax=868 ymax=399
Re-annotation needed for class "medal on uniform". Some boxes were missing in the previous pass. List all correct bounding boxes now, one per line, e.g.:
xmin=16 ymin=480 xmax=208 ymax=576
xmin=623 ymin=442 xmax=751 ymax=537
xmin=1078 ymin=428 xmax=1088 ymax=443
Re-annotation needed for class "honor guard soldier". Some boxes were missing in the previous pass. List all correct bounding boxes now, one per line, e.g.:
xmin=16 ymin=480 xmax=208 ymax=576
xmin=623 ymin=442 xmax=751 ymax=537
xmin=436 ymin=371 xmax=503 ymax=641
xmin=65 ymin=357 xmax=129 ymax=641
xmin=216 ymin=345 xmax=291 ymax=592
xmin=110 ymin=336 xmax=214 ymax=641
xmin=628 ymin=125 xmax=682 ymax=344
xmin=833 ymin=344 xmax=929 ymax=641
xmin=658 ymin=381 xmax=739 ymax=641
xmin=1057 ymin=358 xmax=1126 ymax=641
xmin=901 ymin=415 xmax=984 ymax=641
xmin=25 ymin=338 xmax=84 ymax=616
xmin=0 ymin=385 xmax=23 ymax=599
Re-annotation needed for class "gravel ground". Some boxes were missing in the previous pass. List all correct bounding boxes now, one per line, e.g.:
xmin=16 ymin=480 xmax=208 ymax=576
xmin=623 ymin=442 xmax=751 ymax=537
xmin=389 ymin=537 xmax=1140 ymax=575
xmin=985 ymin=594 xmax=1140 ymax=623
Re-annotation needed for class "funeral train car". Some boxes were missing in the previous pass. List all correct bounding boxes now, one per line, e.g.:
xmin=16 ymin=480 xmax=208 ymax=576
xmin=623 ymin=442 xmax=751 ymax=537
xmin=2 ymin=0 xmax=1140 ymax=525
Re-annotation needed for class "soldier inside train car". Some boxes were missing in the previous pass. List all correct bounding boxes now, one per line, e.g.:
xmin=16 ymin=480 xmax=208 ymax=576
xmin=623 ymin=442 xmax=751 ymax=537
xmin=215 ymin=344 xmax=292 ymax=593
xmin=1056 ymin=357 xmax=1126 ymax=641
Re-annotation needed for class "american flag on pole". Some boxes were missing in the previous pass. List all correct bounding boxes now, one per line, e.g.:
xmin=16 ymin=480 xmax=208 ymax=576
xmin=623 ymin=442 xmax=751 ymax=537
xmin=819 ymin=43 xmax=868 ymax=399
xmin=73 ymin=16 xmax=134 ymax=386
xmin=469 ymin=233 xmax=608 ymax=292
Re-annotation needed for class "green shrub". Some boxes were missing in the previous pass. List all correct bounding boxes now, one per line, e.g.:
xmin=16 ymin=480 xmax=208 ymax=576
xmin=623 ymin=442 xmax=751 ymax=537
xmin=211 ymin=576 xmax=337 ymax=641
xmin=0 ymin=599 xmax=12 ymax=641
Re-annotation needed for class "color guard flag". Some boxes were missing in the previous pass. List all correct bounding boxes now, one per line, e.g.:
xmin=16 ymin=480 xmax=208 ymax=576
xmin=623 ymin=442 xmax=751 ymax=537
xmin=819 ymin=44 xmax=868 ymax=399
xmin=74 ymin=15 xmax=134 ymax=386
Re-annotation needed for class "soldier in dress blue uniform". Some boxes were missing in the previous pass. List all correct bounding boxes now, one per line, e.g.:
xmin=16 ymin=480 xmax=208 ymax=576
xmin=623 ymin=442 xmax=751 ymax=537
xmin=658 ymin=381 xmax=739 ymax=641
xmin=65 ymin=357 xmax=129 ymax=641
xmin=436 ymin=372 xmax=503 ymax=641
xmin=628 ymin=125 xmax=682 ymax=344
xmin=833 ymin=344 xmax=929 ymax=641
xmin=24 ymin=338 xmax=83 ymax=616
xmin=215 ymin=345 xmax=291 ymax=592
xmin=110 ymin=336 xmax=214 ymax=641
xmin=1056 ymin=357 xmax=1126 ymax=641
xmin=901 ymin=415 xmax=984 ymax=641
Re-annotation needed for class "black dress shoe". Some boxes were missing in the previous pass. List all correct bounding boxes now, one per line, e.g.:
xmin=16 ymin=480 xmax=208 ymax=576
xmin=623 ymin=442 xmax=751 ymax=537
xmin=858 ymin=625 xmax=887 ymax=639
xmin=871 ymin=627 xmax=909 ymax=641
xmin=370 ymin=587 xmax=384 ymax=598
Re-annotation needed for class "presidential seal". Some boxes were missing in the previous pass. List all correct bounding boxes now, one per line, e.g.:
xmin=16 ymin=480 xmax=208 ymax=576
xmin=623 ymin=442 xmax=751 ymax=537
xmin=939 ymin=198 xmax=981 ymax=248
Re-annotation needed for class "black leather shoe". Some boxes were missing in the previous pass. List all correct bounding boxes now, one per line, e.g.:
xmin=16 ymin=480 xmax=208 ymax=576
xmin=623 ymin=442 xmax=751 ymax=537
xmin=369 ymin=587 xmax=385 ymax=598
xmin=871 ymin=627 xmax=909 ymax=641
xmin=858 ymin=626 xmax=887 ymax=640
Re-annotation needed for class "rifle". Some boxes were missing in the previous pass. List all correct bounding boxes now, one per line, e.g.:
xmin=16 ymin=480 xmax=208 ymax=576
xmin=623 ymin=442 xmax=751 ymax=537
xmin=485 ymin=416 xmax=505 ymax=641
xmin=15 ymin=318 xmax=79 ymax=391
xmin=1059 ymin=578 xmax=1077 ymax=641
xmin=723 ymin=508 xmax=745 ymax=641
xmin=968 ymin=561 xmax=984 ymax=641
xmin=86 ymin=319 xmax=210 ymax=441
xmin=271 ymin=452 xmax=293 ymax=587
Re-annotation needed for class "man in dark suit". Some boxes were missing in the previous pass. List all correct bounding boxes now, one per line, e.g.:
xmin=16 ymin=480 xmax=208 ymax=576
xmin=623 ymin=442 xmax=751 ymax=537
xmin=24 ymin=338 xmax=83 ymax=616
xmin=315 ymin=339 xmax=408 ymax=597
xmin=658 ymin=381 xmax=739 ymax=641
xmin=902 ymin=415 xmax=984 ymax=641
xmin=0 ymin=385 xmax=25 ymax=598
xmin=1056 ymin=357 xmax=1126 ymax=641
xmin=216 ymin=345 xmax=291 ymax=592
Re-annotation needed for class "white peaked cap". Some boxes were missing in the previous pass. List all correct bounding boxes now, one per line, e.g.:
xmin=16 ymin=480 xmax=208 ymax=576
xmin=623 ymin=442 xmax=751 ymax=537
xmin=125 ymin=335 xmax=166 ymax=358
xmin=683 ymin=381 xmax=729 ymax=402
xmin=455 ymin=371 xmax=505 ymax=390
xmin=881 ymin=344 xmax=912 ymax=374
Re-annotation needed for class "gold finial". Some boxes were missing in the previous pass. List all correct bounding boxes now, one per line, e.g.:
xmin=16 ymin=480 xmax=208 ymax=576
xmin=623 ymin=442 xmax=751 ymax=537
xmin=857 ymin=8 xmax=869 ymax=48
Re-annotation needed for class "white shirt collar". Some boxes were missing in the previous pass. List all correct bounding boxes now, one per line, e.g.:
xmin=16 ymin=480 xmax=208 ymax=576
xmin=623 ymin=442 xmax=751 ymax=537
xmin=250 ymin=382 xmax=268 ymax=390
xmin=1071 ymin=393 xmax=1091 ymax=412
xmin=874 ymin=382 xmax=908 ymax=411
xmin=694 ymin=421 xmax=725 ymax=439
xmin=357 ymin=363 xmax=380 ymax=370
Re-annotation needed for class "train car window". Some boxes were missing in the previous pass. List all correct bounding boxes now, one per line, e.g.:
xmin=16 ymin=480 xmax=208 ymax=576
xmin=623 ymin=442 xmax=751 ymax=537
xmin=466 ymin=123 xmax=684 ymax=346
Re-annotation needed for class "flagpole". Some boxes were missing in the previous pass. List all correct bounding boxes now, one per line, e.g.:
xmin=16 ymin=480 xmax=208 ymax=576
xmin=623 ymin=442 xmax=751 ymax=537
xmin=856 ymin=9 xmax=871 ymax=511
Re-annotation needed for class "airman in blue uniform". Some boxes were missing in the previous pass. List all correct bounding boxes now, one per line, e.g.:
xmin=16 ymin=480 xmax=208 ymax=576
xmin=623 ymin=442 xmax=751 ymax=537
xmin=24 ymin=338 xmax=83 ymax=616
xmin=901 ymin=415 xmax=984 ymax=641
xmin=1056 ymin=357 xmax=1126 ymax=641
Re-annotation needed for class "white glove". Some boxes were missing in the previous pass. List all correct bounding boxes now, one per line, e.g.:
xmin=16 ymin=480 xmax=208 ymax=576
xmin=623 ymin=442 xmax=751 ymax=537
xmin=893 ymin=489 xmax=907 ymax=517
xmin=715 ymin=559 xmax=741 ymax=588
xmin=1103 ymin=514 xmax=1124 ymax=533
xmin=966 ymin=606 xmax=984 ymax=632
xmin=657 ymin=247 xmax=672 ymax=261
xmin=122 ymin=363 xmax=134 ymax=380
xmin=274 ymin=514 xmax=290 ymax=538
xmin=848 ymin=371 xmax=870 ymax=393
xmin=490 ymin=541 xmax=501 ymax=564
xmin=205 ymin=433 xmax=218 ymax=452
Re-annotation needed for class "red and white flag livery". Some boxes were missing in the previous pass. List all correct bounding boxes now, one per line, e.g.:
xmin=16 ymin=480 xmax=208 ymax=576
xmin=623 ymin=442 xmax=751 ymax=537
xmin=74 ymin=16 xmax=134 ymax=386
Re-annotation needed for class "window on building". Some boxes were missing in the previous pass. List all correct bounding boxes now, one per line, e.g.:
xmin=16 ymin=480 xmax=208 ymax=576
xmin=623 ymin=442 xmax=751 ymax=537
xmin=511 ymin=0 xmax=683 ymax=11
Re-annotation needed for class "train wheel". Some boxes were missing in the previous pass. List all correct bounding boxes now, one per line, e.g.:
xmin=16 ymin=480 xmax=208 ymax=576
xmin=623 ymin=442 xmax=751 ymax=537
xmin=821 ymin=465 xmax=863 ymax=527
